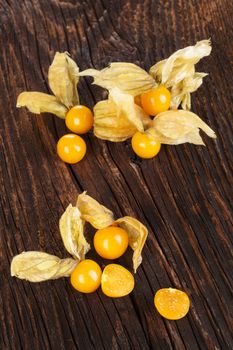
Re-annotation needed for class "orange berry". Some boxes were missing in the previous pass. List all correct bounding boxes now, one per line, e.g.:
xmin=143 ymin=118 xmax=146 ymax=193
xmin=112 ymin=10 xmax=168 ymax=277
xmin=154 ymin=288 xmax=190 ymax=320
xmin=131 ymin=132 xmax=161 ymax=159
xmin=65 ymin=105 xmax=93 ymax=134
xmin=94 ymin=226 xmax=129 ymax=259
xmin=57 ymin=134 xmax=86 ymax=164
xmin=101 ymin=264 xmax=135 ymax=298
xmin=141 ymin=86 xmax=171 ymax=115
xmin=70 ymin=260 xmax=102 ymax=293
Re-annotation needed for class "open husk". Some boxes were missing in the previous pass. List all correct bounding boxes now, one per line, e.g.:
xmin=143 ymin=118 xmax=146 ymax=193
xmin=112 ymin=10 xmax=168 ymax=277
xmin=79 ymin=62 xmax=156 ymax=96
xmin=11 ymin=252 xmax=77 ymax=282
xmin=59 ymin=204 xmax=90 ymax=260
xmin=93 ymin=99 xmax=138 ymax=142
xmin=16 ymin=92 xmax=68 ymax=119
xmin=77 ymin=192 xmax=114 ymax=229
xmin=146 ymin=110 xmax=216 ymax=145
xmin=17 ymin=52 xmax=80 ymax=118
xmin=116 ymin=216 xmax=148 ymax=273
xmin=93 ymin=88 xmax=150 ymax=142
xmin=48 ymin=52 xmax=80 ymax=108
xmin=149 ymin=40 xmax=212 ymax=109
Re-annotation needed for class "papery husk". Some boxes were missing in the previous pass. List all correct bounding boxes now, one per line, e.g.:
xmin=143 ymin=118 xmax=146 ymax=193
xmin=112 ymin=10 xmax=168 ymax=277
xmin=16 ymin=92 xmax=68 ymax=119
xmin=59 ymin=205 xmax=90 ymax=260
xmin=109 ymin=88 xmax=145 ymax=132
xmin=48 ymin=52 xmax=80 ymax=108
xmin=79 ymin=62 xmax=156 ymax=96
xmin=77 ymin=192 xmax=114 ymax=229
xmin=93 ymin=99 xmax=137 ymax=142
xmin=146 ymin=110 xmax=216 ymax=145
xmin=116 ymin=216 xmax=148 ymax=273
xmin=170 ymin=72 xmax=208 ymax=110
xmin=11 ymin=251 xmax=77 ymax=282
xmin=93 ymin=89 xmax=150 ymax=142
xmin=149 ymin=40 xmax=211 ymax=110
xmin=149 ymin=40 xmax=211 ymax=85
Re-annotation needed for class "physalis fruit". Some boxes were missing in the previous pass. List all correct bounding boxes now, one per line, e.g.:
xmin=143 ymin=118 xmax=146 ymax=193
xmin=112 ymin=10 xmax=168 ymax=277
xmin=101 ymin=264 xmax=135 ymax=297
xmin=57 ymin=134 xmax=86 ymax=164
xmin=94 ymin=226 xmax=129 ymax=259
xmin=66 ymin=105 xmax=94 ymax=134
xmin=131 ymin=132 xmax=161 ymax=159
xmin=70 ymin=259 xmax=102 ymax=293
xmin=141 ymin=86 xmax=171 ymax=116
xmin=154 ymin=288 xmax=190 ymax=320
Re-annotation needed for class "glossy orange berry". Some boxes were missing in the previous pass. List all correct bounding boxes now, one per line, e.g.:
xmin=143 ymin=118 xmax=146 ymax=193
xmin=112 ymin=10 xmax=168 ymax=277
xmin=141 ymin=86 xmax=171 ymax=115
xmin=65 ymin=105 xmax=94 ymax=134
xmin=57 ymin=134 xmax=86 ymax=164
xmin=131 ymin=132 xmax=161 ymax=159
xmin=94 ymin=226 xmax=129 ymax=259
xmin=70 ymin=260 xmax=102 ymax=293
xmin=154 ymin=288 xmax=190 ymax=320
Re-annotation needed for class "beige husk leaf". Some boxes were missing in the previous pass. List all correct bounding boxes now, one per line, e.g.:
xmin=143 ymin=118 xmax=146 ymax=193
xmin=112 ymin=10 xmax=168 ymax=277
xmin=93 ymin=88 xmax=150 ymax=142
xmin=149 ymin=40 xmax=211 ymax=84
xmin=59 ymin=204 xmax=90 ymax=260
xmin=48 ymin=52 xmax=80 ymax=108
xmin=170 ymin=72 xmax=208 ymax=110
xmin=149 ymin=40 xmax=212 ymax=109
xmin=17 ymin=52 xmax=80 ymax=118
xmin=16 ymin=92 xmax=68 ymax=119
xmin=77 ymin=192 xmax=114 ymax=229
xmin=146 ymin=110 xmax=216 ymax=145
xmin=116 ymin=216 xmax=148 ymax=273
xmin=79 ymin=62 xmax=156 ymax=96
xmin=110 ymin=88 xmax=145 ymax=132
xmin=11 ymin=252 xmax=77 ymax=282
xmin=93 ymin=99 xmax=137 ymax=142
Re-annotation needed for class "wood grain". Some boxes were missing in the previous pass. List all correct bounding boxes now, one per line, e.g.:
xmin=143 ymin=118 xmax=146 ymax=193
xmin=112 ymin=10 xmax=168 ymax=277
xmin=0 ymin=0 xmax=232 ymax=349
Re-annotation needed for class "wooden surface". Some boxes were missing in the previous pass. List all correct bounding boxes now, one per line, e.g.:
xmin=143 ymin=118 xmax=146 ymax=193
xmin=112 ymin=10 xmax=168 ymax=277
xmin=0 ymin=0 xmax=232 ymax=349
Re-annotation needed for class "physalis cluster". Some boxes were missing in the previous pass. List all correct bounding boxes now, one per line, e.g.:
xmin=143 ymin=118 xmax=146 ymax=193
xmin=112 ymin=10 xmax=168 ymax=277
xmin=11 ymin=192 xmax=147 ymax=298
xmin=17 ymin=39 xmax=216 ymax=164
xmin=11 ymin=192 xmax=190 ymax=319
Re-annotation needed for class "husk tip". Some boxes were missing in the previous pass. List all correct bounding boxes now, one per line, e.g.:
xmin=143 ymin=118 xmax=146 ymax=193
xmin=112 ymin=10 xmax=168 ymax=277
xmin=10 ymin=256 xmax=18 ymax=276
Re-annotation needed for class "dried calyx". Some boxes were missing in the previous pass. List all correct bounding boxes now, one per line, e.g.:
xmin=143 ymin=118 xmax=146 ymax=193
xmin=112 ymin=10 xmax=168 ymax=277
xmin=146 ymin=110 xmax=216 ymax=145
xmin=79 ymin=62 xmax=156 ymax=96
xmin=59 ymin=205 xmax=90 ymax=259
xmin=11 ymin=252 xmax=77 ymax=282
xmin=93 ymin=88 xmax=151 ymax=142
xmin=11 ymin=192 xmax=148 ymax=282
xmin=17 ymin=52 xmax=80 ymax=119
xmin=149 ymin=39 xmax=212 ymax=110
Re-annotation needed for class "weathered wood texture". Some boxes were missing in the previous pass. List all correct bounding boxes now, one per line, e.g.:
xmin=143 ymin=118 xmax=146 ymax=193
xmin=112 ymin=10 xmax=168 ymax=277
xmin=0 ymin=0 xmax=232 ymax=349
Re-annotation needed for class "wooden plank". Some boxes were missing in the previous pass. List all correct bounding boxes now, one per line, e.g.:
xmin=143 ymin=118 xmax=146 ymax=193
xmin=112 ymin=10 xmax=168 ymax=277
xmin=0 ymin=0 xmax=232 ymax=349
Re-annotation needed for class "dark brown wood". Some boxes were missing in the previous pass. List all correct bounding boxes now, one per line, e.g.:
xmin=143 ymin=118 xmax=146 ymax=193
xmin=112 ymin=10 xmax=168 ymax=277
xmin=0 ymin=0 xmax=232 ymax=349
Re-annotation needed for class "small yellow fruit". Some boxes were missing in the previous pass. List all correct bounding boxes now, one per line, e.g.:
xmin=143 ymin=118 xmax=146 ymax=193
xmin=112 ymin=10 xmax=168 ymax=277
xmin=154 ymin=288 xmax=190 ymax=320
xmin=94 ymin=226 xmax=129 ymax=259
xmin=57 ymin=134 xmax=86 ymax=164
xmin=101 ymin=264 xmax=135 ymax=298
xmin=131 ymin=132 xmax=161 ymax=159
xmin=70 ymin=260 xmax=102 ymax=293
xmin=141 ymin=86 xmax=171 ymax=115
xmin=65 ymin=105 xmax=94 ymax=134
